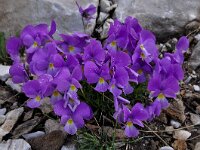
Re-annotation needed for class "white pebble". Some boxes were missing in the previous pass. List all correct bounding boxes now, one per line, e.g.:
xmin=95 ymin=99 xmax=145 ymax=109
xmin=193 ymin=85 xmax=200 ymax=92
xmin=0 ymin=108 xmax=6 ymax=115
xmin=170 ymin=120 xmax=181 ymax=128
xmin=22 ymin=131 xmax=45 ymax=140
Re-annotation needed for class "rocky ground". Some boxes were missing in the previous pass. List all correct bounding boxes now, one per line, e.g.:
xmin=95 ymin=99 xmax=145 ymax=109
xmin=0 ymin=0 xmax=200 ymax=150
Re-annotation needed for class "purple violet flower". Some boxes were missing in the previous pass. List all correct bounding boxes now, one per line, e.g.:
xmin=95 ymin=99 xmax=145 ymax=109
xmin=54 ymin=100 xmax=93 ymax=135
xmin=76 ymin=2 xmax=96 ymax=21
xmin=123 ymin=103 xmax=148 ymax=137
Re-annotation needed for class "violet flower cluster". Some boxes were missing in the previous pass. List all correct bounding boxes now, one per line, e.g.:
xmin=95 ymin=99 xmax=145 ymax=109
xmin=6 ymin=15 xmax=189 ymax=137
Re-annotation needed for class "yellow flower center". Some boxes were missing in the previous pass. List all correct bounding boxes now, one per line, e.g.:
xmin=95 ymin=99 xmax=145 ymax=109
xmin=111 ymin=84 xmax=115 ymax=89
xmin=69 ymin=45 xmax=75 ymax=52
xmin=99 ymin=77 xmax=105 ymax=84
xmin=141 ymin=53 xmax=146 ymax=59
xmin=49 ymin=63 xmax=54 ymax=69
xmin=67 ymin=119 xmax=73 ymax=125
xmin=158 ymin=93 xmax=165 ymax=99
xmin=35 ymin=95 xmax=41 ymax=101
xmin=69 ymin=98 xmax=74 ymax=104
xmin=53 ymin=91 xmax=59 ymax=97
xmin=140 ymin=44 xmax=145 ymax=50
xmin=137 ymin=69 xmax=143 ymax=75
xmin=33 ymin=42 xmax=38 ymax=47
xmin=70 ymin=84 xmax=76 ymax=91
xmin=111 ymin=41 xmax=116 ymax=47
xmin=127 ymin=121 xmax=133 ymax=127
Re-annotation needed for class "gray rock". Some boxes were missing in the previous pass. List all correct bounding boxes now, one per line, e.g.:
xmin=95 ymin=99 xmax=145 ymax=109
xmin=194 ymin=34 xmax=200 ymax=41
xmin=190 ymin=38 xmax=200 ymax=69
xmin=0 ymin=107 xmax=24 ymax=141
xmin=0 ymin=115 xmax=6 ymax=126
xmin=22 ymin=110 xmax=33 ymax=121
xmin=173 ymin=130 xmax=191 ymax=140
xmin=100 ymin=0 xmax=117 ymax=13
xmin=114 ymin=0 xmax=200 ymax=41
xmin=12 ymin=116 xmax=41 ymax=138
xmin=97 ymin=12 xmax=109 ymax=24
xmin=0 ymin=108 xmax=6 ymax=116
xmin=61 ymin=144 xmax=76 ymax=150
xmin=194 ymin=142 xmax=200 ymax=150
xmin=165 ymin=126 xmax=174 ymax=135
xmin=170 ymin=120 xmax=181 ymax=129
xmin=190 ymin=113 xmax=200 ymax=125
xmin=5 ymin=78 xmax=22 ymax=92
xmin=193 ymin=85 xmax=200 ymax=92
xmin=100 ymin=18 xmax=114 ymax=39
xmin=0 ymin=0 xmax=98 ymax=38
xmin=160 ymin=146 xmax=174 ymax=150
xmin=0 ymin=65 xmax=10 ymax=81
xmin=28 ymin=130 xmax=65 ymax=150
xmin=22 ymin=131 xmax=45 ymax=140
xmin=45 ymin=119 xmax=65 ymax=134
xmin=0 ymin=139 xmax=31 ymax=150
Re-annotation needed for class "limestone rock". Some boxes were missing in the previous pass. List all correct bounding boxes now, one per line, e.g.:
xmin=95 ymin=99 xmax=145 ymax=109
xmin=22 ymin=131 xmax=45 ymax=140
xmin=114 ymin=0 xmax=200 ymax=41
xmin=0 ymin=65 xmax=10 ymax=81
xmin=0 ymin=139 xmax=31 ymax=150
xmin=0 ymin=0 xmax=99 ymax=38
xmin=194 ymin=142 xmax=200 ymax=150
xmin=45 ymin=119 xmax=65 ymax=134
xmin=0 ymin=107 xmax=24 ymax=141
xmin=28 ymin=130 xmax=65 ymax=150
xmin=5 ymin=78 xmax=21 ymax=92
xmin=12 ymin=116 xmax=41 ymax=138
xmin=173 ymin=130 xmax=191 ymax=140
xmin=190 ymin=41 xmax=200 ymax=69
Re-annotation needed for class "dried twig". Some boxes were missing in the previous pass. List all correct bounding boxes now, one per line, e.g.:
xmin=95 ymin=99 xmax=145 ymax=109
xmin=140 ymin=124 xmax=198 ymax=133
xmin=144 ymin=123 xmax=169 ymax=146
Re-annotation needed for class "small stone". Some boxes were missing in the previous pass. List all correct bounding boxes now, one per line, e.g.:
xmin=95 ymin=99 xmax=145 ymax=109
xmin=5 ymin=78 xmax=21 ymax=92
xmin=170 ymin=120 xmax=181 ymax=129
xmin=61 ymin=144 xmax=76 ymax=150
xmin=100 ymin=19 xmax=114 ymax=39
xmin=185 ymin=76 xmax=192 ymax=84
xmin=195 ymin=34 xmax=200 ymax=41
xmin=40 ymin=97 xmax=53 ymax=114
xmin=10 ymin=102 xmax=18 ymax=109
xmin=0 ymin=115 xmax=6 ymax=125
xmin=173 ymin=130 xmax=191 ymax=140
xmin=165 ymin=126 xmax=174 ymax=135
xmin=160 ymin=146 xmax=174 ymax=150
xmin=172 ymin=140 xmax=187 ymax=150
xmin=12 ymin=116 xmax=41 ymax=138
xmin=97 ymin=12 xmax=109 ymax=24
xmin=0 ymin=139 xmax=31 ymax=150
xmin=196 ymin=106 xmax=200 ymax=114
xmin=100 ymin=0 xmax=111 ymax=13
xmin=190 ymin=113 xmax=200 ymax=125
xmin=0 ymin=108 xmax=6 ymax=115
xmin=0 ymin=65 xmax=10 ymax=81
xmin=28 ymin=130 xmax=65 ymax=150
xmin=102 ymin=126 xmax=125 ymax=139
xmin=22 ymin=110 xmax=33 ymax=121
xmin=193 ymin=85 xmax=200 ymax=92
xmin=165 ymin=98 xmax=186 ymax=123
xmin=194 ymin=142 xmax=200 ymax=150
xmin=45 ymin=119 xmax=65 ymax=134
xmin=22 ymin=131 xmax=45 ymax=140
xmin=190 ymin=41 xmax=200 ymax=69
xmin=0 ymin=107 xmax=24 ymax=141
